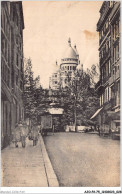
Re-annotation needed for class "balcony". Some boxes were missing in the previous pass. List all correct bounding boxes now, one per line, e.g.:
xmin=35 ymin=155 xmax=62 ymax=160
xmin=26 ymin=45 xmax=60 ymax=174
xmin=95 ymin=80 xmax=104 ymax=94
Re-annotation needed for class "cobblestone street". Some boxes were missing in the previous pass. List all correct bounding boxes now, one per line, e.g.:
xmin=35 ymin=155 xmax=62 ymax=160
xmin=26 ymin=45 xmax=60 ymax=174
xmin=44 ymin=132 xmax=120 ymax=187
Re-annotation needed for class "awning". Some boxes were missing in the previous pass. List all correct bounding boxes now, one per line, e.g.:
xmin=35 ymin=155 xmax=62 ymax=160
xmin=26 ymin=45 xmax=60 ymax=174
xmin=90 ymin=107 xmax=103 ymax=120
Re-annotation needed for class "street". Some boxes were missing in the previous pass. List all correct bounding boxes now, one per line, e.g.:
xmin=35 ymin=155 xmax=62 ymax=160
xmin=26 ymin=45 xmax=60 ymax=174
xmin=44 ymin=132 xmax=120 ymax=187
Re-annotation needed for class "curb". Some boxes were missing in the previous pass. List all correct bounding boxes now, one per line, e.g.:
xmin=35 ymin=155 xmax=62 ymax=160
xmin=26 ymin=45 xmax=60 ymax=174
xmin=40 ymin=135 xmax=59 ymax=187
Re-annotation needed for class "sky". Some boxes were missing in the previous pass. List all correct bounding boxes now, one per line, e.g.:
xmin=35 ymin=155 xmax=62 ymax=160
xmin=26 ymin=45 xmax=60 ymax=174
xmin=23 ymin=1 xmax=103 ymax=88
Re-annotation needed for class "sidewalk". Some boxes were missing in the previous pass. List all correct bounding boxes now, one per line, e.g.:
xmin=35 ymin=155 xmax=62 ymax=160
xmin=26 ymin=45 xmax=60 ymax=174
xmin=1 ymin=135 xmax=59 ymax=187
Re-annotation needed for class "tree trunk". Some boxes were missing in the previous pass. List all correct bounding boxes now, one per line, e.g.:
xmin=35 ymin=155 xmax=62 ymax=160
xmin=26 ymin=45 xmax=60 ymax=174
xmin=74 ymin=97 xmax=77 ymax=133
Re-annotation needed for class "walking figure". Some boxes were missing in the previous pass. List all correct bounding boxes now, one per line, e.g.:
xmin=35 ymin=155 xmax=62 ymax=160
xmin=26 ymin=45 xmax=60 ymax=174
xmin=12 ymin=121 xmax=28 ymax=148
xmin=12 ymin=123 xmax=21 ymax=148
xmin=53 ymin=125 xmax=55 ymax=135
xmin=29 ymin=124 xmax=39 ymax=146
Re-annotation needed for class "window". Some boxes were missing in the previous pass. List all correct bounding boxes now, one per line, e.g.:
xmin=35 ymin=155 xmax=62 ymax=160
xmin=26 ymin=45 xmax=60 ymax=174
xmin=113 ymin=69 xmax=115 ymax=75
xmin=1 ymin=35 xmax=5 ymax=54
xmin=109 ymin=87 xmax=111 ymax=100
xmin=117 ymin=44 xmax=119 ymax=59
xmin=4 ymin=14 xmax=6 ymax=33
xmin=1 ymin=60 xmax=3 ymax=78
xmin=109 ymin=38 xmax=111 ymax=49
xmin=101 ymin=68 xmax=103 ymax=81
xmin=1 ymin=9 xmax=4 ymax=30
xmin=101 ymin=94 xmax=103 ymax=105
xmin=7 ymin=69 xmax=10 ymax=88
xmin=107 ymin=63 xmax=109 ymax=77
xmin=73 ymin=66 xmax=76 ymax=71
xmin=111 ymin=85 xmax=115 ymax=99
xmin=108 ymin=60 xmax=111 ymax=75
xmin=100 ymin=96 xmax=102 ymax=106
xmin=106 ymin=87 xmax=109 ymax=102
xmin=8 ymin=45 xmax=10 ymax=66
xmin=119 ymin=18 xmax=120 ymax=36
xmin=3 ymin=64 xmax=5 ymax=81
xmin=113 ymin=47 xmax=116 ymax=62
xmin=5 ymin=41 xmax=8 ymax=61
xmin=16 ymin=53 xmax=19 ymax=66
xmin=116 ymin=81 xmax=120 ymax=105
xmin=20 ymin=81 xmax=23 ymax=90
xmin=114 ymin=24 xmax=116 ymax=40
xmin=103 ymin=91 xmax=105 ymax=104
xmin=108 ymin=87 xmax=109 ymax=101
xmin=16 ymin=75 xmax=18 ymax=85
xmin=106 ymin=20 xmax=108 ymax=29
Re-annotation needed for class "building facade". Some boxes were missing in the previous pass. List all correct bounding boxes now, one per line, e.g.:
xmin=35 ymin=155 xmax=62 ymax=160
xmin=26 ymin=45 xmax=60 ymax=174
xmin=93 ymin=1 xmax=120 ymax=137
xmin=1 ymin=1 xmax=25 ymax=148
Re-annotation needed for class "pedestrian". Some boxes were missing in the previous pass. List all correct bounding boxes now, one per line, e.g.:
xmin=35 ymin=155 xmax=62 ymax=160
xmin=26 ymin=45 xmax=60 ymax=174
xmin=12 ymin=123 xmax=21 ymax=148
xmin=19 ymin=121 xmax=27 ymax=148
xmin=31 ymin=125 xmax=39 ymax=146
xmin=39 ymin=124 xmax=42 ymax=135
xmin=109 ymin=127 xmax=111 ymax=138
xmin=52 ymin=125 xmax=55 ymax=135
xmin=98 ymin=126 xmax=100 ymax=136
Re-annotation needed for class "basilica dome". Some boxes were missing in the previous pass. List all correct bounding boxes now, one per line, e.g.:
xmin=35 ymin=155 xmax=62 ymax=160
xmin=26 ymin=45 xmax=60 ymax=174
xmin=61 ymin=38 xmax=78 ymax=60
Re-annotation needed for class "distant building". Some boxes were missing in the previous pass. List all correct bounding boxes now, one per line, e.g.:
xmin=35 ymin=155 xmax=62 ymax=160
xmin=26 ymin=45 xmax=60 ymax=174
xmin=91 ymin=2 xmax=120 ymax=137
xmin=49 ymin=38 xmax=80 ymax=90
xmin=60 ymin=38 xmax=79 ymax=88
xmin=1 ymin=1 xmax=25 ymax=148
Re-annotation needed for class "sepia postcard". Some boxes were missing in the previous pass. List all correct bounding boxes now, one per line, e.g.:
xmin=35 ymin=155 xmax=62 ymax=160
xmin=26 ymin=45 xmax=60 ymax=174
xmin=1 ymin=1 xmax=121 ymax=193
